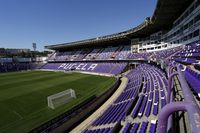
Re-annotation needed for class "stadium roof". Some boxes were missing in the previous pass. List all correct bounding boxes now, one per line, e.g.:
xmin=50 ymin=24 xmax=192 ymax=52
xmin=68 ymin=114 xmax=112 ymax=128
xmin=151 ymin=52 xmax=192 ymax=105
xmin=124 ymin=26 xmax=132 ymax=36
xmin=45 ymin=0 xmax=194 ymax=50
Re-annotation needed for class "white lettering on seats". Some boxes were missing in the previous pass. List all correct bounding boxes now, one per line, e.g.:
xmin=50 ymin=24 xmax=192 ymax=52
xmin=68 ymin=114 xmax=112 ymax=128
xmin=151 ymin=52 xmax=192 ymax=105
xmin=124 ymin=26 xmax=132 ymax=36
xmin=87 ymin=64 xmax=98 ymax=71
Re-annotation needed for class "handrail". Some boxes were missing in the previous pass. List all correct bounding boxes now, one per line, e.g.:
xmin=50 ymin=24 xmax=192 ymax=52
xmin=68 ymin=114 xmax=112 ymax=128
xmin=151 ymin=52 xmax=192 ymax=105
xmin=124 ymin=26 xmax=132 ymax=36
xmin=157 ymin=65 xmax=200 ymax=133
xmin=167 ymin=72 xmax=178 ymax=103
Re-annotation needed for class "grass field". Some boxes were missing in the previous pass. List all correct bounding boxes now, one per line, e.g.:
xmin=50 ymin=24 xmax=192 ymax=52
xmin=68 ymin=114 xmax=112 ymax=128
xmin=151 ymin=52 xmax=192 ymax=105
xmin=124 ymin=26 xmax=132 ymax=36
xmin=0 ymin=71 xmax=116 ymax=133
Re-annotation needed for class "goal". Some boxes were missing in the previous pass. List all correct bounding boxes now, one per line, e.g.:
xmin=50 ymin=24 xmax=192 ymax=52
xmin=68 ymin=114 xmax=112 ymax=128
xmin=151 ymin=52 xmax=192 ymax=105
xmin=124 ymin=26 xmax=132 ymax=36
xmin=47 ymin=89 xmax=76 ymax=109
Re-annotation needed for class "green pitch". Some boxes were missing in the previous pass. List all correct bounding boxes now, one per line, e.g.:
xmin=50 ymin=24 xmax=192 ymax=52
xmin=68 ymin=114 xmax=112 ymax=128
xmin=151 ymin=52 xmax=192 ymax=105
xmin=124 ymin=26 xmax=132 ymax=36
xmin=0 ymin=71 xmax=116 ymax=133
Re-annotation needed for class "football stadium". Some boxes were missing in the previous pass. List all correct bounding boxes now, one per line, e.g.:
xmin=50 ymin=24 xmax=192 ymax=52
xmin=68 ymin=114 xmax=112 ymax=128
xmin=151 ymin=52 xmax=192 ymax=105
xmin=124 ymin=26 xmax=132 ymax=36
xmin=0 ymin=0 xmax=200 ymax=133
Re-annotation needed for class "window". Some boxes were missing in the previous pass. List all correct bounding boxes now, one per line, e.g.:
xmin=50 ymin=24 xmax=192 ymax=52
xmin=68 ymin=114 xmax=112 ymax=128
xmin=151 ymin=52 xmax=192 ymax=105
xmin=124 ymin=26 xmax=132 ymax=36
xmin=188 ymin=33 xmax=193 ymax=40
xmin=181 ymin=37 xmax=184 ymax=42
xmin=184 ymin=23 xmax=189 ymax=30
xmin=183 ymin=36 xmax=187 ymax=41
xmin=193 ymin=30 xmax=199 ymax=37
xmin=194 ymin=14 xmax=200 ymax=24
xmin=188 ymin=20 xmax=193 ymax=28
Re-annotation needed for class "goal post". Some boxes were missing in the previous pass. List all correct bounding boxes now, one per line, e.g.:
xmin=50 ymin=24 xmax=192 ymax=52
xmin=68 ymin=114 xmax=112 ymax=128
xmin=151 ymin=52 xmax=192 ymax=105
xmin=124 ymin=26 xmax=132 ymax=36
xmin=47 ymin=89 xmax=76 ymax=109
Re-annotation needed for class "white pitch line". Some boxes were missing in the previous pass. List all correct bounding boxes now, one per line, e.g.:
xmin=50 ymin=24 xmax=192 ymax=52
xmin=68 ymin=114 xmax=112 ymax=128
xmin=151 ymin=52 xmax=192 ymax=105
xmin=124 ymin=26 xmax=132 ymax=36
xmin=13 ymin=111 xmax=23 ymax=119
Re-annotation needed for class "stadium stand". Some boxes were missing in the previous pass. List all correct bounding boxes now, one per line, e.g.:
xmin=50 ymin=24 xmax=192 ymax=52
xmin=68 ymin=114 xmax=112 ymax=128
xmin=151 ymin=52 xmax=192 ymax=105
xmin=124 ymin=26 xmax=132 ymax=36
xmin=1 ymin=0 xmax=200 ymax=132
xmin=45 ymin=45 xmax=184 ymax=62
xmin=36 ymin=0 xmax=200 ymax=132
xmin=41 ymin=62 xmax=127 ymax=75
xmin=80 ymin=64 xmax=167 ymax=133
xmin=0 ymin=62 xmax=31 ymax=72
xmin=185 ymin=67 xmax=200 ymax=97
xmin=173 ymin=41 xmax=200 ymax=65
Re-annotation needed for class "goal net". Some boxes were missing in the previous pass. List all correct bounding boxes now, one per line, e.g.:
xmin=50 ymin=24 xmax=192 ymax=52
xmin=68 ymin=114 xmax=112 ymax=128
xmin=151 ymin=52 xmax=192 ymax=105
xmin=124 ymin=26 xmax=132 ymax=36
xmin=47 ymin=89 xmax=76 ymax=109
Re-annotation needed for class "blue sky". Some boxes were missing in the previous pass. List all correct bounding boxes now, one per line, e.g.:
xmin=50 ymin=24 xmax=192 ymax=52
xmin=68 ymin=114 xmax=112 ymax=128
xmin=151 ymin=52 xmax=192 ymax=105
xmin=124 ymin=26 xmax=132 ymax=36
xmin=0 ymin=0 xmax=156 ymax=51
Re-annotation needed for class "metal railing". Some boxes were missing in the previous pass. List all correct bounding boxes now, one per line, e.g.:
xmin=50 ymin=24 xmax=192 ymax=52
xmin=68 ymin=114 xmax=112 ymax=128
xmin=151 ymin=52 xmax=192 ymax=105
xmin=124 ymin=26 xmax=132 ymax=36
xmin=157 ymin=64 xmax=200 ymax=133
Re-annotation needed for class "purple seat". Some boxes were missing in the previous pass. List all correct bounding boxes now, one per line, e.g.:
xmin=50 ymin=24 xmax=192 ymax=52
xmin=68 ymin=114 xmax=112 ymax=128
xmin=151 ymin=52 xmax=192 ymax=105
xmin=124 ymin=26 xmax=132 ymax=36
xmin=185 ymin=68 xmax=200 ymax=97
xmin=139 ymin=122 xmax=148 ymax=133
xmin=130 ymin=123 xmax=139 ymax=133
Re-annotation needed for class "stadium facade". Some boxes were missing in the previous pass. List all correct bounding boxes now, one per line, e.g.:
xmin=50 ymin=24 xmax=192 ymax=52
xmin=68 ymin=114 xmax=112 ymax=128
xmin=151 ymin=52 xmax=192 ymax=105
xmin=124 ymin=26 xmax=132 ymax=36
xmin=0 ymin=0 xmax=200 ymax=133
